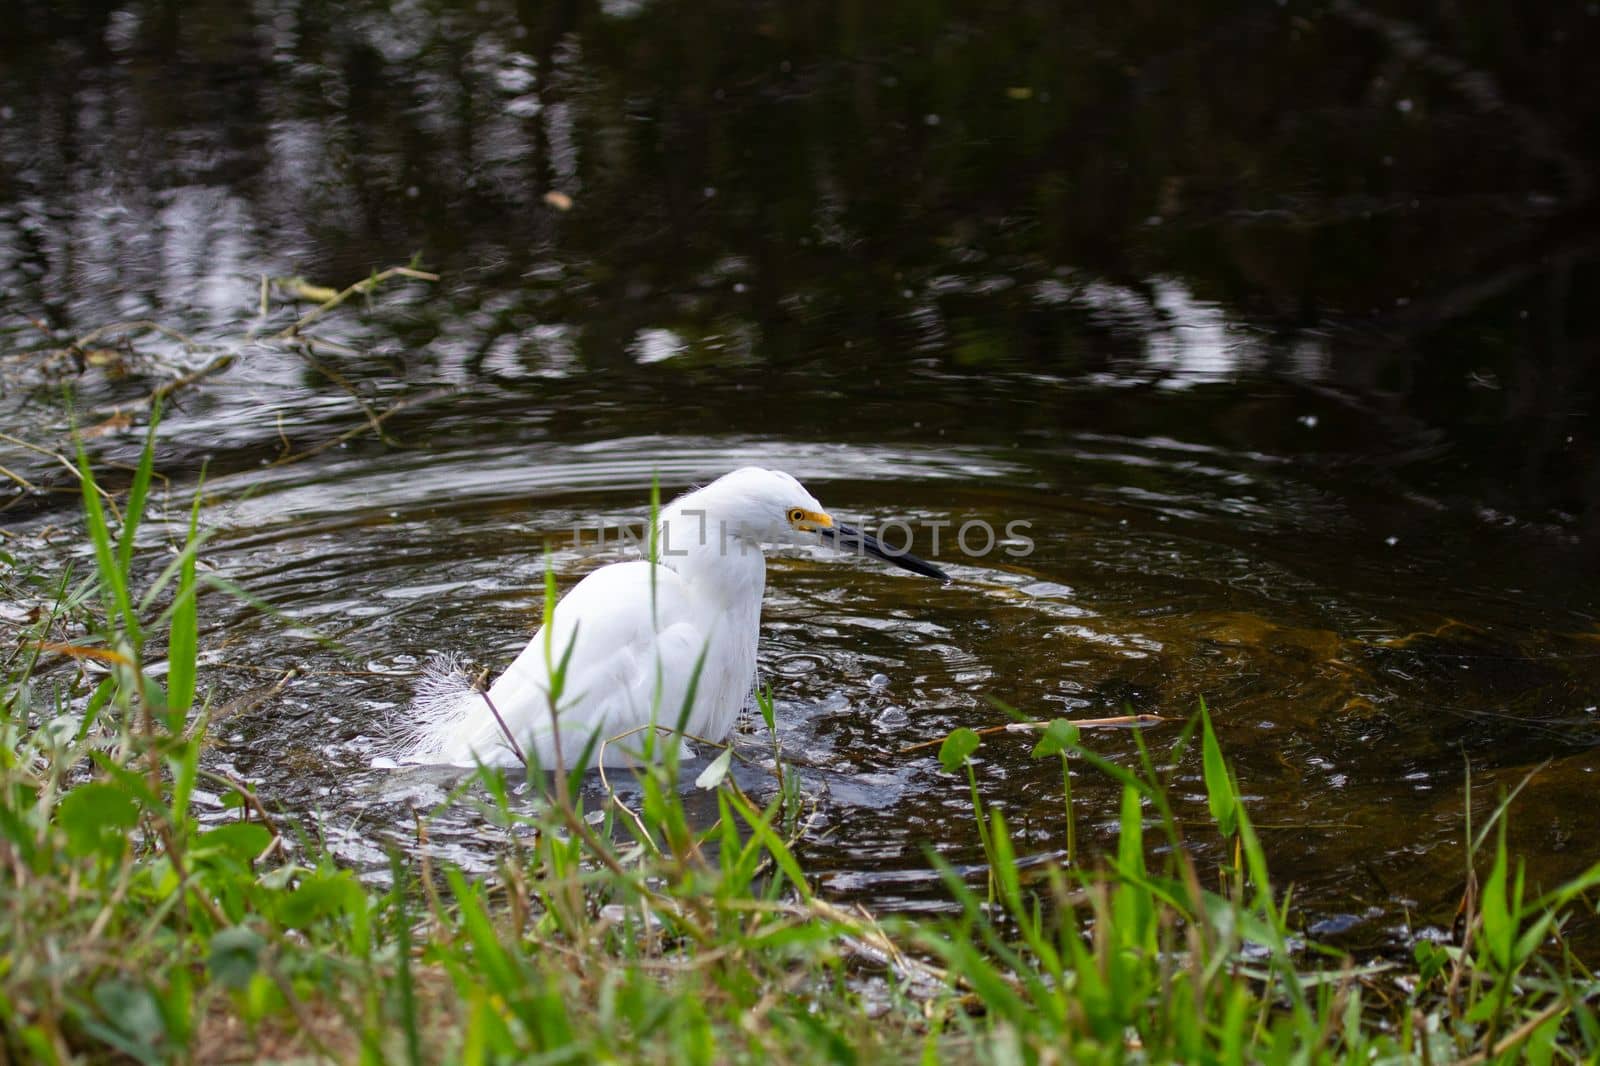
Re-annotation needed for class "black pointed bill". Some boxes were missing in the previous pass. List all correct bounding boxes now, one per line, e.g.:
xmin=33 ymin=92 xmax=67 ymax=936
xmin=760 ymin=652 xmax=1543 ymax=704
xmin=819 ymin=522 xmax=950 ymax=582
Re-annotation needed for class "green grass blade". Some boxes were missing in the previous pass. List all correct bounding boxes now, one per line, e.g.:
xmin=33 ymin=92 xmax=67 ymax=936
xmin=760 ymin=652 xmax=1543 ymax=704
xmin=116 ymin=400 xmax=161 ymax=576
xmin=725 ymin=787 xmax=811 ymax=902
xmin=76 ymin=439 xmax=139 ymax=646
xmin=1200 ymin=700 xmax=1237 ymax=838
xmin=166 ymin=483 xmax=202 ymax=722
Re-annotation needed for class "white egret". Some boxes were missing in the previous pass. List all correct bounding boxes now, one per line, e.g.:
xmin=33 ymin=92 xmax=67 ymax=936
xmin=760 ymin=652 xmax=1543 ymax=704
xmin=397 ymin=467 xmax=948 ymax=769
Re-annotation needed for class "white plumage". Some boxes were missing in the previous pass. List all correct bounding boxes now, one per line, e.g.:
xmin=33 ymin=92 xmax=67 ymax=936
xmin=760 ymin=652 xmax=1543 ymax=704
xmin=396 ymin=466 xmax=947 ymax=770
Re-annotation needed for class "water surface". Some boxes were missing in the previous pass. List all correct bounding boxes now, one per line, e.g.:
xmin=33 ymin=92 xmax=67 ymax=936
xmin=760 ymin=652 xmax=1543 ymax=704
xmin=3 ymin=0 xmax=1598 ymax=951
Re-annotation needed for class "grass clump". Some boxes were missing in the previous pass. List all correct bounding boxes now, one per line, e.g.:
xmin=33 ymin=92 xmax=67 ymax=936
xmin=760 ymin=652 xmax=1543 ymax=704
xmin=2 ymin=415 xmax=1599 ymax=1063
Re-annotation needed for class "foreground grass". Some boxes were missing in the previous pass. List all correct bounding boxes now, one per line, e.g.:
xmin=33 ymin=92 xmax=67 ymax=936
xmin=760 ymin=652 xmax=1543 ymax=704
xmin=2 ymin=418 xmax=1599 ymax=1064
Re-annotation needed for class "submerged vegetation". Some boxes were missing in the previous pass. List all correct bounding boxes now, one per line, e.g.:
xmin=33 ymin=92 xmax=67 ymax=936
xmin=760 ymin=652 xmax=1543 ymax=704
xmin=1 ymin=416 xmax=1597 ymax=1063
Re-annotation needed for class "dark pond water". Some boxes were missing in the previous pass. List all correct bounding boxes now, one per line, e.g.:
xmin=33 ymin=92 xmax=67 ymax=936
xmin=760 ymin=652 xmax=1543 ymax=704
xmin=4 ymin=1 xmax=1599 ymax=951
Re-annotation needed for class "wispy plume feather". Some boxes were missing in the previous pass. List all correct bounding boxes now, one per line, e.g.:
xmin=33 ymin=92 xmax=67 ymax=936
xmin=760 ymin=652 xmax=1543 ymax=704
xmin=391 ymin=652 xmax=479 ymax=762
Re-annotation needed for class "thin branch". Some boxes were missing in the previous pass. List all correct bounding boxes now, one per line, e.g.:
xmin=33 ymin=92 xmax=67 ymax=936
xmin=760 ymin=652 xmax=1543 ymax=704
xmin=1456 ymin=993 xmax=1589 ymax=1066
xmin=148 ymin=352 xmax=236 ymax=406
xmin=273 ymin=267 xmax=440 ymax=339
xmin=206 ymin=668 xmax=298 ymax=725
xmin=196 ymin=768 xmax=283 ymax=837
xmin=73 ymin=319 xmax=200 ymax=351
xmin=0 ymin=461 xmax=39 ymax=493
xmin=0 ymin=430 xmax=120 ymax=509
xmin=288 ymin=346 xmax=394 ymax=445
xmin=478 ymin=687 xmax=527 ymax=768
xmin=264 ymin=387 xmax=451 ymax=469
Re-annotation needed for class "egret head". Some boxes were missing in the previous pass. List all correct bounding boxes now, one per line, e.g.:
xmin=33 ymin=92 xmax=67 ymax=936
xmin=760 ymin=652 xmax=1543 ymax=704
xmin=662 ymin=467 xmax=949 ymax=581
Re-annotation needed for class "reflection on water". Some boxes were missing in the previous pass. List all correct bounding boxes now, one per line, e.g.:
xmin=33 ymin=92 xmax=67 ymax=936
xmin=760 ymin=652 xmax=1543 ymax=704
xmin=3 ymin=1 xmax=1599 ymax=950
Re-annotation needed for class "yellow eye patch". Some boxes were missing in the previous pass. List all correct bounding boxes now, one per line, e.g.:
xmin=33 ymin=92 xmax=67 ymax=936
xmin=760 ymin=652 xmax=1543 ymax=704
xmin=788 ymin=508 xmax=833 ymax=531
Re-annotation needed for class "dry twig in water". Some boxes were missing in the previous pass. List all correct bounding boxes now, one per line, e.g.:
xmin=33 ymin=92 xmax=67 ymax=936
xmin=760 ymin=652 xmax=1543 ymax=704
xmin=274 ymin=266 xmax=441 ymax=339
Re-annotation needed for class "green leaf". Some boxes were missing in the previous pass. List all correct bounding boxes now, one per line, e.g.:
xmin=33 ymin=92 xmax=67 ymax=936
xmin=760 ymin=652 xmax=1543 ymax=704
xmin=1117 ymin=782 xmax=1145 ymax=878
xmin=1200 ymin=700 xmax=1238 ymax=838
xmin=1413 ymin=940 xmax=1448 ymax=985
xmin=116 ymin=401 xmax=161 ymax=576
xmin=1512 ymin=910 xmax=1555 ymax=966
xmin=194 ymin=822 xmax=272 ymax=863
xmin=277 ymin=872 xmax=364 ymax=929
xmin=938 ymin=727 xmax=981 ymax=772
xmin=1031 ymin=718 xmax=1078 ymax=758
xmin=1232 ymin=801 xmax=1276 ymax=914
xmin=725 ymin=788 xmax=811 ymax=902
xmin=86 ymin=755 xmax=165 ymax=810
xmin=76 ymin=441 xmax=139 ymax=643
xmin=57 ymin=782 xmax=141 ymax=858
xmin=757 ymin=684 xmax=776 ymax=733
xmin=208 ymin=926 xmax=265 ymax=991
xmin=694 ymin=746 xmax=734 ymax=790
xmin=649 ymin=474 xmax=661 ymax=567
xmin=1524 ymin=1013 xmax=1562 ymax=1066
xmin=447 ymin=870 xmax=522 ymax=998
xmin=1480 ymin=824 xmax=1513 ymax=969
xmin=89 ymin=979 xmax=167 ymax=1064
xmin=160 ymin=964 xmax=194 ymax=1049
xmin=165 ymin=487 xmax=203 ymax=723
xmin=989 ymin=807 xmax=1022 ymax=917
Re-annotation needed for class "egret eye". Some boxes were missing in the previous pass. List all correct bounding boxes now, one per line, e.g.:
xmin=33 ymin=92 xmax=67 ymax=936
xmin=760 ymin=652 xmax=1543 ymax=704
xmin=788 ymin=508 xmax=805 ymax=523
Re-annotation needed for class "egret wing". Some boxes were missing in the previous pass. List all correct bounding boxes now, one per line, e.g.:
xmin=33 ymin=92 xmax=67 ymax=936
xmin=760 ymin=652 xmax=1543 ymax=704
xmin=400 ymin=560 xmax=713 ymax=768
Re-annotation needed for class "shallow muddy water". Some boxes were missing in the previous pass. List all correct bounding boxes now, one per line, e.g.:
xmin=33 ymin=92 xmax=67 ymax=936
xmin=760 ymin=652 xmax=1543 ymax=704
xmin=3 ymin=0 xmax=1598 ymax=950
